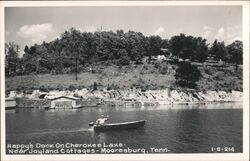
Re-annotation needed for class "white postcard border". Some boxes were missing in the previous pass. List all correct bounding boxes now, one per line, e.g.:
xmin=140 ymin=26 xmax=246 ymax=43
xmin=1 ymin=1 xmax=249 ymax=161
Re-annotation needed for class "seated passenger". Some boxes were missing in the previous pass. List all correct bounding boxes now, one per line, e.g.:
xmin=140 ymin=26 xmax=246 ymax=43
xmin=96 ymin=115 xmax=109 ymax=126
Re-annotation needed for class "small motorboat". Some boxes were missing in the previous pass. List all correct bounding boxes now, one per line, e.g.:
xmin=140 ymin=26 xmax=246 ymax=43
xmin=89 ymin=120 xmax=146 ymax=131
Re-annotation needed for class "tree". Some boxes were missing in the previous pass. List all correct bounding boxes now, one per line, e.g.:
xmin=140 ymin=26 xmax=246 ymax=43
xmin=125 ymin=31 xmax=146 ymax=63
xmin=209 ymin=40 xmax=228 ymax=61
xmin=161 ymin=39 xmax=169 ymax=49
xmin=12 ymin=28 xmax=226 ymax=76
xmin=169 ymin=34 xmax=208 ymax=62
xmin=93 ymin=82 xmax=98 ymax=91
xmin=117 ymin=49 xmax=130 ymax=65
xmin=193 ymin=37 xmax=209 ymax=62
xmin=146 ymin=35 xmax=163 ymax=63
xmin=227 ymin=40 xmax=243 ymax=69
xmin=175 ymin=62 xmax=202 ymax=88
xmin=22 ymin=44 xmax=44 ymax=74
xmin=95 ymin=31 xmax=113 ymax=61
xmin=5 ymin=42 xmax=20 ymax=76
xmin=59 ymin=28 xmax=90 ymax=76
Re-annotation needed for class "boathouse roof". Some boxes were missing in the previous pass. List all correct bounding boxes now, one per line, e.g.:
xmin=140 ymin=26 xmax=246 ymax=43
xmin=51 ymin=96 xmax=80 ymax=101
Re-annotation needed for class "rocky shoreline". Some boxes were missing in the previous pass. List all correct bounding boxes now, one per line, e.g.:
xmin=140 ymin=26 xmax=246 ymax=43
xmin=6 ymin=88 xmax=243 ymax=108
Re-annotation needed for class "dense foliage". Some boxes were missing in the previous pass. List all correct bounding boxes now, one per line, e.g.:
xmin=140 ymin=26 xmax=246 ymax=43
xmin=169 ymin=33 xmax=209 ymax=62
xmin=5 ymin=42 xmax=20 ymax=77
xmin=226 ymin=40 xmax=243 ymax=68
xmin=5 ymin=28 xmax=243 ymax=77
xmin=175 ymin=62 xmax=202 ymax=88
xmin=209 ymin=40 xmax=228 ymax=61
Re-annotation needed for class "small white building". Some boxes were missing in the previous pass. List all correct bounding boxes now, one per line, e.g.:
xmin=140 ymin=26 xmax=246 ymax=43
xmin=50 ymin=96 xmax=82 ymax=109
xmin=5 ymin=98 xmax=16 ymax=109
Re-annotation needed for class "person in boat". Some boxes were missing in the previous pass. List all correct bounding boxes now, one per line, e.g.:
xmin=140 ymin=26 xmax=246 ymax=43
xmin=95 ymin=115 xmax=109 ymax=126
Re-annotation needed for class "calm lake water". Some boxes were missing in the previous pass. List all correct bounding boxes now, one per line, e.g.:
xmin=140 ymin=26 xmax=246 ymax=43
xmin=6 ymin=103 xmax=242 ymax=154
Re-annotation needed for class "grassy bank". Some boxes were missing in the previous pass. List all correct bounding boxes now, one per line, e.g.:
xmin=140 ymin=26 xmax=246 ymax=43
xmin=6 ymin=62 xmax=242 ymax=92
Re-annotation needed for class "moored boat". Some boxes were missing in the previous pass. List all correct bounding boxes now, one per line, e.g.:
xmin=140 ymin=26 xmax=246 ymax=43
xmin=5 ymin=98 xmax=16 ymax=110
xmin=89 ymin=120 xmax=146 ymax=131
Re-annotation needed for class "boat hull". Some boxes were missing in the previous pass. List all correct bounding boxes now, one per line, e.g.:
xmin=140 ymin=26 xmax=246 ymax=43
xmin=93 ymin=120 xmax=146 ymax=131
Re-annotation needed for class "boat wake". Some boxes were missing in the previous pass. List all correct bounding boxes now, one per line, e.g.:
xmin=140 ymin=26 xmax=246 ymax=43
xmin=7 ymin=128 xmax=93 ymax=136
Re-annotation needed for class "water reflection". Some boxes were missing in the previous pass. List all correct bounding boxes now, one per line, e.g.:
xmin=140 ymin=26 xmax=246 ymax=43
xmin=175 ymin=109 xmax=205 ymax=152
xmin=94 ymin=132 xmax=107 ymax=143
xmin=6 ymin=103 xmax=243 ymax=153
